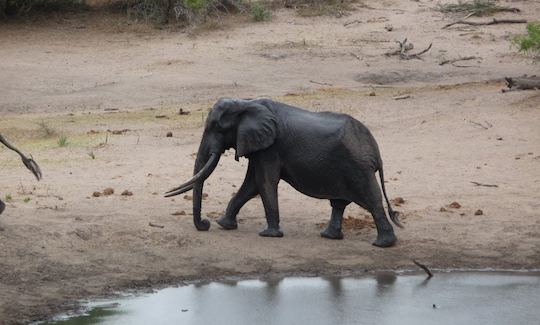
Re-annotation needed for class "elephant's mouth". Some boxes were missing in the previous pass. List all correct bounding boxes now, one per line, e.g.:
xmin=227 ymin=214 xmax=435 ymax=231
xmin=164 ymin=153 xmax=220 ymax=197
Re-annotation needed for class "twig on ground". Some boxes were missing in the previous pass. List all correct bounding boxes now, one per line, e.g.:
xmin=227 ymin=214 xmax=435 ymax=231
xmin=468 ymin=120 xmax=492 ymax=129
xmin=439 ymin=56 xmax=479 ymax=65
xmin=471 ymin=181 xmax=498 ymax=188
xmin=393 ymin=94 xmax=411 ymax=100
xmin=309 ymin=80 xmax=334 ymax=86
xmin=149 ymin=222 xmax=165 ymax=228
xmin=413 ymin=259 xmax=433 ymax=278
xmin=386 ymin=38 xmax=432 ymax=60
xmin=344 ymin=19 xmax=362 ymax=27
xmin=443 ymin=18 xmax=527 ymax=29
xmin=350 ymin=53 xmax=362 ymax=61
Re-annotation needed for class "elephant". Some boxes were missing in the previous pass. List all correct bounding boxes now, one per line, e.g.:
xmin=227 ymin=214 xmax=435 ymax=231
xmin=0 ymin=134 xmax=41 ymax=215
xmin=165 ymin=98 xmax=402 ymax=247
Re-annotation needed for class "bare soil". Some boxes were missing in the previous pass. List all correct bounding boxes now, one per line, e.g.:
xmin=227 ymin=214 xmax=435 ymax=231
xmin=1 ymin=1 xmax=539 ymax=324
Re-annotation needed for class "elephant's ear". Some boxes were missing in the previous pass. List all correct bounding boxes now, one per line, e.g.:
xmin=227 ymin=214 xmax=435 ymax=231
xmin=236 ymin=103 xmax=278 ymax=158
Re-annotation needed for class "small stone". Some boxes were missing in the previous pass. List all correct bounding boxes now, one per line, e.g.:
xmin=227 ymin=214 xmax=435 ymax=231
xmin=448 ymin=201 xmax=461 ymax=209
xmin=368 ymin=91 xmax=376 ymax=96
xmin=103 ymin=188 xmax=114 ymax=196
xmin=202 ymin=193 xmax=208 ymax=200
xmin=439 ymin=207 xmax=447 ymax=212
xmin=92 ymin=191 xmax=101 ymax=197
xmin=171 ymin=210 xmax=186 ymax=216
xmin=384 ymin=24 xmax=393 ymax=31
xmin=183 ymin=195 xmax=192 ymax=200
xmin=121 ymin=190 xmax=133 ymax=196
xmin=166 ymin=132 xmax=173 ymax=137
xmin=474 ymin=209 xmax=483 ymax=216
xmin=496 ymin=137 xmax=503 ymax=140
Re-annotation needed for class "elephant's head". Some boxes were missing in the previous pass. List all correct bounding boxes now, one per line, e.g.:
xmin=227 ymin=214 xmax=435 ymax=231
xmin=165 ymin=98 xmax=278 ymax=231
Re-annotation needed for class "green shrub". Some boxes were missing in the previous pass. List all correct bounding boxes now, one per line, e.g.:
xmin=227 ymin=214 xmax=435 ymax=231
xmin=57 ymin=136 xmax=69 ymax=147
xmin=514 ymin=22 xmax=540 ymax=55
xmin=251 ymin=3 xmax=270 ymax=22
xmin=3 ymin=0 xmax=88 ymax=16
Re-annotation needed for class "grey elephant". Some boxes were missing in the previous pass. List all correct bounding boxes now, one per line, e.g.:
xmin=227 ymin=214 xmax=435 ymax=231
xmin=0 ymin=134 xmax=41 ymax=215
xmin=166 ymin=98 xmax=402 ymax=247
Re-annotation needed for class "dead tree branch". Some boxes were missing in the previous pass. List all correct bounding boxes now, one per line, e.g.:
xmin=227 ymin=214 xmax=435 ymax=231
xmin=468 ymin=120 xmax=492 ymax=130
xmin=413 ymin=259 xmax=433 ymax=278
xmin=439 ymin=56 xmax=479 ymax=66
xmin=386 ymin=38 xmax=432 ymax=60
xmin=502 ymin=76 xmax=540 ymax=93
xmin=471 ymin=181 xmax=498 ymax=188
xmin=443 ymin=18 xmax=527 ymax=29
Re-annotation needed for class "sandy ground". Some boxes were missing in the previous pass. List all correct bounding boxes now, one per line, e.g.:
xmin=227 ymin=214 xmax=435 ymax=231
xmin=1 ymin=1 xmax=540 ymax=323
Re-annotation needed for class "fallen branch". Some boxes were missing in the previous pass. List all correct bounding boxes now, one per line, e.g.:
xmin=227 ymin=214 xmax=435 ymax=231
xmin=502 ymin=76 xmax=540 ymax=93
xmin=468 ymin=120 xmax=492 ymax=130
xmin=471 ymin=181 xmax=498 ymax=188
xmin=386 ymin=38 xmax=433 ymax=60
xmin=393 ymin=94 xmax=411 ymax=100
xmin=344 ymin=19 xmax=362 ymax=27
xmin=413 ymin=259 xmax=433 ymax=278
xmin=149 ymin=222 xmax=165 ymax=228
xmin=439 ymin=56 xmax=479 ymax=66
xmin=309 ymin=80 xmax=333 ymax=86
xmin=443 ymin=18 xmax=527 ymax=29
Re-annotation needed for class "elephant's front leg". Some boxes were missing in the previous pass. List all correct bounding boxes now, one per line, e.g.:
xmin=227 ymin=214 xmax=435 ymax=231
xmin=217 ymin=163 xmax=258 ymax=230
xmin=0 ymin=198 xmax=5 ymax=215
xmin=253 ymin=150 xmax=283 ymax=237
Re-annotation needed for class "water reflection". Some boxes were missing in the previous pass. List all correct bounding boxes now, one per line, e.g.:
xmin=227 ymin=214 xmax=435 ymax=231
xmin=44 ymin=272 xmax=540 ymax=325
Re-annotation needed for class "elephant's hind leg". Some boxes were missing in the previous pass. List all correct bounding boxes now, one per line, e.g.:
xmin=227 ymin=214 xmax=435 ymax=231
xmin=321 ymin=199 xmax=350 ymax=240
xmin=352 ymin=174 xmax=396 ymax=247
xmin=217 ymin=163 xmax=258 ymax=230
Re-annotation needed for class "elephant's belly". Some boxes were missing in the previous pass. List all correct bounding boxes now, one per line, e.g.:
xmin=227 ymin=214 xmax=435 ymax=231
xmin=280 ymin=168 xmax=350 ymax=200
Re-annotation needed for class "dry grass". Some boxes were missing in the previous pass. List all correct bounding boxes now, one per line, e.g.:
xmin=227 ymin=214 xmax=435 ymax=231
xmin=437 ymin=0 xmax=520 ymax=17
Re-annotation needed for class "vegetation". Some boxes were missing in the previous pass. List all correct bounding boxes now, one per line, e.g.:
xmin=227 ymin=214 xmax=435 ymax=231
xmin=36 ymin=120 xmax=57 ymax=137
xmin=251 ymin=2 xmax=271 ymax=21
xmin=1 ymin=0 xmax=88 ymax=16
xmin=276 ymin=0 xmax=356 ymax=17
xmin=437 ymin=0 xmax=519 ymax=17
xmin=514 ymin=22 xmax=540 ymax=56
xmin=4 ymin=194 xmax=12 ymax=202
xmin=57 ymin=136 xmax=69 ymax=147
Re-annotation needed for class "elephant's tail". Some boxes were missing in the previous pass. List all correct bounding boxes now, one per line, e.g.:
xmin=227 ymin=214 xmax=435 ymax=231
xmin=378 ymin=165 xmax=404 ymax=228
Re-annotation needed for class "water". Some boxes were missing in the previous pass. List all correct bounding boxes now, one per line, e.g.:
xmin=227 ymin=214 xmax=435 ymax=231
xmin=45 ymin=272 xmax=540 ymax=325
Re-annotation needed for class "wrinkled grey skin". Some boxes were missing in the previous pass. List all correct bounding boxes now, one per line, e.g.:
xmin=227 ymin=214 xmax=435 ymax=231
xmin=166 ymin=98 xmax=402 ymax=247
xmin=0 ymin=134 xmax=41 ymax=215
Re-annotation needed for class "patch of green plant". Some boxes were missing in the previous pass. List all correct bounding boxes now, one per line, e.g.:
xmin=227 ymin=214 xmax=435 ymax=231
xmin=514 ymin=22 xmax=540 ymax=55
xmin=5 ymin=194 xmax=12 ymax=202
xmin=87 ymin=151 xmax=96 ymax=160
xmin=23 ymin=197 xmax=31 ymax=203
xmin=57 ymin=136 xmax=69 ymax=147
xmin=437 ymin=0 xmax=519 ymax=17
xmin=251 ymin=3 xmax=271 ymax=22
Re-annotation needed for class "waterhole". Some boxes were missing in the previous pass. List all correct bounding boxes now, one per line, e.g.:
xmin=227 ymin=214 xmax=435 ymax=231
xmin=44 ymin=272 xmax=540 ymax=325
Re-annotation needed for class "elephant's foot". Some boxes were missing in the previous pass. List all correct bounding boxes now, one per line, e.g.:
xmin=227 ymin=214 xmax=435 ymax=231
xmin=320 ymin=227 xmax=344 ymax=240
xmin=259 ymin=227 xmax=284 ymax=237
xmin=216 ymin=216 xmax=238 ymax=230
xmin=372 ymin=231 xmax=396 ymax=248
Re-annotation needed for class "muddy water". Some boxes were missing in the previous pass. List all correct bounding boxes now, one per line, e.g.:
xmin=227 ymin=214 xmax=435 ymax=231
xmin=45 ymin=272 xmax=540 ymax=325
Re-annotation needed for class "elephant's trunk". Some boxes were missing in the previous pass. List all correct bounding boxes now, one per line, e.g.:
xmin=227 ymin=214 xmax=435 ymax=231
xmin=165 ymin=135 xmax=221 ymax=231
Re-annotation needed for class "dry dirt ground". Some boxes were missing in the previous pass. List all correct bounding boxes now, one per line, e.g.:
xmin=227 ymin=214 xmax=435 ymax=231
xmin=1 ymin=1 xmax=540 ymax=323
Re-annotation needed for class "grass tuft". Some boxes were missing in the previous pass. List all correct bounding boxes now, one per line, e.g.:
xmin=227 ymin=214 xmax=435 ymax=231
xmin=57 ymin=136 xmax=69 ymax=147
xmin=514 ymin=22 xmax=540 ymax=56
xmin=251 ymin=3 xmax=271 ymax=22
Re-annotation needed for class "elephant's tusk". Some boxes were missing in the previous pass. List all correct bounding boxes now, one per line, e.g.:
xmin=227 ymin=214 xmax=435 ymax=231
xmin=164 ymin=153 xmax=219 ymax=197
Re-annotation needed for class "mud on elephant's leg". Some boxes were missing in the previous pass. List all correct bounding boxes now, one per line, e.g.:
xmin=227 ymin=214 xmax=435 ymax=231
xmin=321 ymin=199 xmax=350 ymax=240
xmin=217 ymin=163 xmax=258 ymax=230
